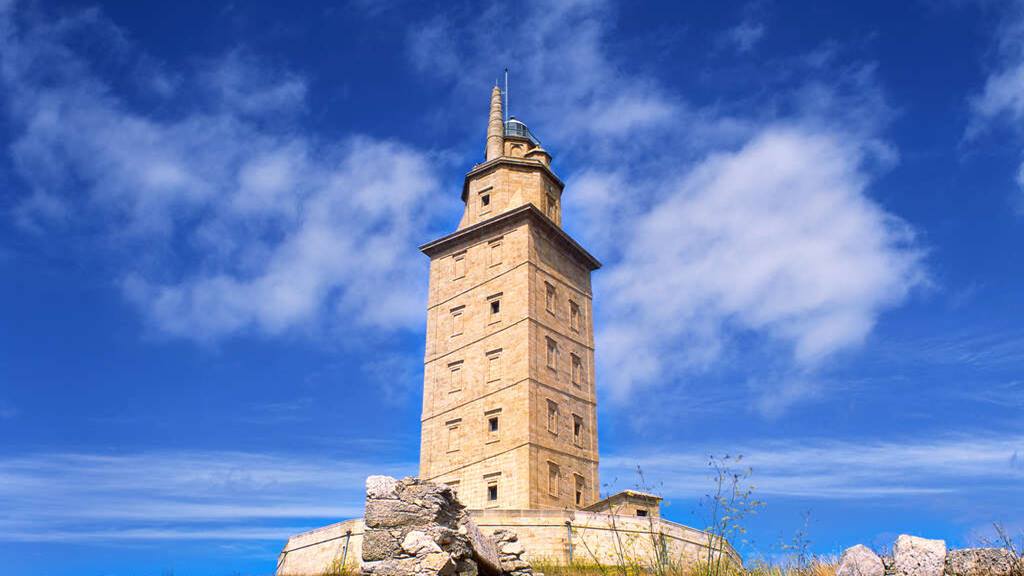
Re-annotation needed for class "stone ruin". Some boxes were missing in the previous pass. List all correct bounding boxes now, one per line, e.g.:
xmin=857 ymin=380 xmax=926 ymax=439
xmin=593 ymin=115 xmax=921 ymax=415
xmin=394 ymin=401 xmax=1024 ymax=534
xmin=836 ymin=534 xmax=1021 ymax=576
xmin=361 ymin=476 xmax=542 ymax=576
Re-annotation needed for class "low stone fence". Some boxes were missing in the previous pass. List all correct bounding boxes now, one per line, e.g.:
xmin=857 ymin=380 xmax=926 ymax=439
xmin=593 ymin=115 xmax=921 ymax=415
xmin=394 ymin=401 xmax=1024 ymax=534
xmin=277 ymin=518 xmax=364 ymax=575
xmin=277 ymin=509 xmax=738 ymax=575
xmin=471 ymin=508 xmax=741 ymax=568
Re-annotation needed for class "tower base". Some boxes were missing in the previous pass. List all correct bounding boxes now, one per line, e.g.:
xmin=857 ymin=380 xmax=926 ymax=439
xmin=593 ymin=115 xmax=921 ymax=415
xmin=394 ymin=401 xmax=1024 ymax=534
xmin=275 ymin=508 xmax=740 ymax=575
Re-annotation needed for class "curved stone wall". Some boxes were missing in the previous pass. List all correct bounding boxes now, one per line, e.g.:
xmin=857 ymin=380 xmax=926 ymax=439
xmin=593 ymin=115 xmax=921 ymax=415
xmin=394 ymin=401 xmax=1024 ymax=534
xmin=276 ymin=511 xmax=738 ymax=575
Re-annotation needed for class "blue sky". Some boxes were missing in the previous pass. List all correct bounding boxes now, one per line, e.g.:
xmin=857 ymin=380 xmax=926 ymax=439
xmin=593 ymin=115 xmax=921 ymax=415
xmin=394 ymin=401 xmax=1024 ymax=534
xmin=1 ymin=0 xmax=1023 ymax=574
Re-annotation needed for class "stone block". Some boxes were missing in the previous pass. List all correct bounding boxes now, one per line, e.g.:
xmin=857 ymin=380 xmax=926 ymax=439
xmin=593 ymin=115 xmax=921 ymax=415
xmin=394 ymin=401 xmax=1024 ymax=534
xmin=836 ymin=544 xmax=884 ymax=576
xmin=893 ymin=534 xmax=946 ymax=576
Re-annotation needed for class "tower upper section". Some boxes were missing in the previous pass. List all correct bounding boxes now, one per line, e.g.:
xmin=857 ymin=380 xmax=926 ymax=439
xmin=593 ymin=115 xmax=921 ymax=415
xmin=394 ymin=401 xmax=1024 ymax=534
xmin=457 ymin=87 xmax=561 ymax=231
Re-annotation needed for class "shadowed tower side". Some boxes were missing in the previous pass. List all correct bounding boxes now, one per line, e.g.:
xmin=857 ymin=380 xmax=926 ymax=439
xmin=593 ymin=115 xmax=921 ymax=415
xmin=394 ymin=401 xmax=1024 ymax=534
xmin=419 ymin=85 xmax=602 ymax=510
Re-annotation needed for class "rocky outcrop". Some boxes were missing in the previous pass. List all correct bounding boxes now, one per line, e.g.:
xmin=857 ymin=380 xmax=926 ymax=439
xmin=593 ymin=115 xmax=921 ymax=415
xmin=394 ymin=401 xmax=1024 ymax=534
xmin=492 ymin=529 xmax=541 ymax=576
xmin=360 ymin=476 xmax=502 ymax=576
xmin=945 ymin=547 xmax=1019 ymax=576
xmin=893 ymin=535 xmax=947 ymax=576
xmin=836 ymin=544 xmax=884 ymax=576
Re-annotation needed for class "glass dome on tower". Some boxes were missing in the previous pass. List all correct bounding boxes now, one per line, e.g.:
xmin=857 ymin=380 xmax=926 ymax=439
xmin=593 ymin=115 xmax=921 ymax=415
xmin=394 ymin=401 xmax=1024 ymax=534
xmin=504 ymin=116 xmax=541 ymax=145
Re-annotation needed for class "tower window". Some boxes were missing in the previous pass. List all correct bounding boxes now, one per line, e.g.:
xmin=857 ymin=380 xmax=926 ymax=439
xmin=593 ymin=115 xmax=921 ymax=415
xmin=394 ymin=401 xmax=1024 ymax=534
xmin=546 ymin=193 xmax=558 ymax=220
xmin=488 ymin=239 xmax=503 ymax=267
xmin=446 ymin=419 xmax=461 ymax=452
xmin=548 ymin=462 xmax=560 ymax=496
xmin=573 ymin=414 xmax=584 ymax=446
xmin=452 ymin=252 xmax=466 ymax=280
xmin=488 ymin=294 xmax=502 ymax=323
xmin=571 ymin=354 xmax=583 ymax=387
xmin=487 ymin=483 xmax=498 ymax=502
xmin=479 ymin=189 xmax=492 ymax=215
xmin=486 ymin=349 xmax=502 ymax=382
xmin=485 ymin=408 xmax=501 ymax=443
xmin=450 ymin=307 xmax=465 ymax=337
xmin=570 ymin=301 xmax=581 ymax=332
xmin=546 ymin=337 xmax=558 ymax=370
xmin=545 ymin=282 xmax=556 ymax=313
xmin=636 ymin=510 xmax=649 ymax=518
xmin=448 ymin=361 xmax=463 ymax=393
xmin=547 ymin=400 xmax=559 ymax=434
xmin=575 ymin=474 xmax=585 ymax=507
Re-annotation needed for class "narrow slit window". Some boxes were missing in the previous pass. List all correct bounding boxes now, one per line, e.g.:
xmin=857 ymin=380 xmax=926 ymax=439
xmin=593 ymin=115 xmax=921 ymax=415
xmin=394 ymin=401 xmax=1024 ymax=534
xmin=547 ymin=400 xmax=559 ymax=434
xmin=488 ymin=239 xmax=503 ymax=267
xmin=486 ymin=349 xmax=502 ymax=383
xmin=446 ymin=420 xmax=461 ymax=452
xmin=571 ymin=354 xmax=582 ymax=387
xmin=448 ymin=361 xmax=463 ymax=392
xmin=480 ymin=189 xmax=492 ymax=215
xmin=546 ymin=337 xmax=558 ymax=370
xmin=488 ymin=294 xmax=502 ymax=323
xmin=575 ymin=475 xmax=585 ymax=507
xmin=450 ymin=307 xmax=464 ymax=337
xmin=573 ymin=414 xmax=583 ymax=446
xmin=570 ymin=301 xmax=581 ymax=332
xmin=545 ymin=282 xmax=556 ymax=313
xmin=485 ymin=408 xmax=501 ymax=442
xmin=548 ymin=462 xmax=560 ymax=496
xmin=452 ymin=252 xmax=466 ymax=280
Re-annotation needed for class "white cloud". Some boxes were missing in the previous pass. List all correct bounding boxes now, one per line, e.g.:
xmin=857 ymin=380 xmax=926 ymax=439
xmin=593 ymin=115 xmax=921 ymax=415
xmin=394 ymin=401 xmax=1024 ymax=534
xmin=0 ymin=3 xmax=445 ymax=341
xmin=405 ymin=0 xmax=923 ymax=415
xmin=0 ymin=450 xmax=415 ymax=542
xmin=603 ymin=433 xmax=1024 ymax=501
xmin=599 ymin=127 xmax=924 ymax=405
xmin=967 ymin=1 xmax=1024 ymax=212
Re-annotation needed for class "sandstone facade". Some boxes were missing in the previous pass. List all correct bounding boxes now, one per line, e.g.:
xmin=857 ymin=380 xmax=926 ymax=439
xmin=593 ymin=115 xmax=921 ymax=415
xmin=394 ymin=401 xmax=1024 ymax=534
xmin=418 ymin=87 xmax=600 ymax=511
xmin=276 ymin=86 xmax=740 ymax=576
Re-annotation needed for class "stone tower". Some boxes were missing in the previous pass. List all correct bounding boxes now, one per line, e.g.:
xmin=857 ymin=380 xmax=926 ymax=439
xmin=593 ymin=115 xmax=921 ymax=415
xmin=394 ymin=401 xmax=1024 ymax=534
xmin=419 ymin=86 xmax=602 ymax=511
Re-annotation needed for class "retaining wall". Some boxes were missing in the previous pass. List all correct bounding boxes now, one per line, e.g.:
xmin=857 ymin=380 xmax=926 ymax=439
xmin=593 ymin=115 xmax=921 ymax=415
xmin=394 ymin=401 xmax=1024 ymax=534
xmin=276 ymin=510 xmax=738 ymax=575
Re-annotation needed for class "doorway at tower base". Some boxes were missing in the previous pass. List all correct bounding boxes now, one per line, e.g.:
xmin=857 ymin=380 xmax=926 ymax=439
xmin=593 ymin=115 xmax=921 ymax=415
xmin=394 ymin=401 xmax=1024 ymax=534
xmin=275 ymin=508 xmax=741 ymax=576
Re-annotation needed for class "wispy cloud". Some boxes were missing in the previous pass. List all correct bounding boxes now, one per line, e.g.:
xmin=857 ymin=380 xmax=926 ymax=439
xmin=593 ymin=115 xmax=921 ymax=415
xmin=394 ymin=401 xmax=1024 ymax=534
xmin=966 ymin=1 xmax=1024 ymax=213
xmin=406 ymin=1 xmax=924 ymax=417
xmin=604 ymin=433 xmax=1024 ymax=501
xmin=0 ymin=2 xmax=447 ymax=342
xmin=723 ymin=21 xmax=766 ymax=53
xmin=0 ymin=451 xmax=415 ymax=542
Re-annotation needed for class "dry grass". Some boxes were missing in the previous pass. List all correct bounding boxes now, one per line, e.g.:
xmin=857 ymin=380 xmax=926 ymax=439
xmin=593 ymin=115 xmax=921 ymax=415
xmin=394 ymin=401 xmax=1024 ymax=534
xmin=533 ymin=558 xmax=838 ymax=576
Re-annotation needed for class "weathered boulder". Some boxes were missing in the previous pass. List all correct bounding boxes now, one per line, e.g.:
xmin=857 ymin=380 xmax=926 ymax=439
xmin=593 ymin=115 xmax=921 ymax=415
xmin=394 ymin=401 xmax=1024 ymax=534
xmin=836 ymin=544 xmax=884 ymax=576
xmin=945 ymin=547 xmax=1018 ymax=576
xmin=893 ymin=535 xmax=946 ymax=576
xmin=360 ymin=476 xmax=501 ymax=576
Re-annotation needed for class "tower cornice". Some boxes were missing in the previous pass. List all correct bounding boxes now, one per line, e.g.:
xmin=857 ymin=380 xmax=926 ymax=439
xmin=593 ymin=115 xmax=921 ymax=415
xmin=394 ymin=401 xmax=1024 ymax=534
xmin=420 ymin=204 xmax=601 ymax=270
xmin=461 ymin=156 xmax=565 ymax=202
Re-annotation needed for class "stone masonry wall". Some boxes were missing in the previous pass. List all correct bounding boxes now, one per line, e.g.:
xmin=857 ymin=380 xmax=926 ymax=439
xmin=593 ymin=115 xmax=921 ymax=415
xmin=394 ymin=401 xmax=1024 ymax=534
xmin=276 ymin=508 xmax=740 ymax=575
